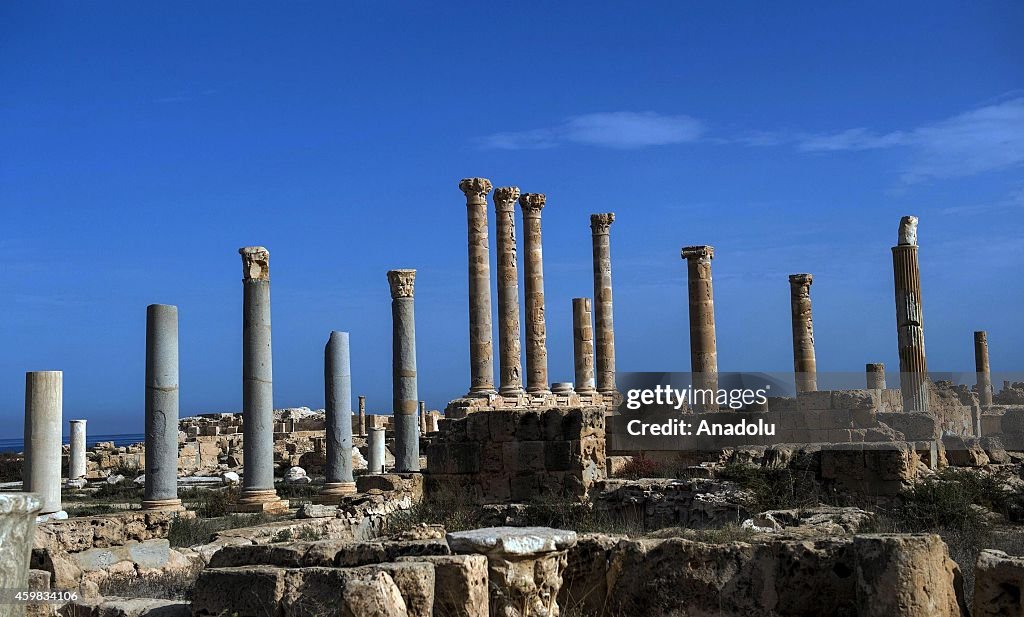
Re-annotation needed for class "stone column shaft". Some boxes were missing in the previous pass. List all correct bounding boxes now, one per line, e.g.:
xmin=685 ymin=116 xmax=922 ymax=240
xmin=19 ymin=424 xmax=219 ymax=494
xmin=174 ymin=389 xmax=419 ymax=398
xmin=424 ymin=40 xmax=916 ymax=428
xmin=572 ymin=298 xmax=596 ymax=393
xmin=788 ymin=274 xmax=817 ymax=393
xmin=460 ymin=178 xmax=496 ymax=396
xmin=866 ymin=363 xmax=886 ymax=390
xmin=68 ymin=420 xmax=87 ymax=481
xmin=323 ymin=331 xmax=355 ymax=498
xmin=975 ymin=331 xmax=993 ymax=409
xmin=681 ymin=246 xmax=719 ymax=410
xmin=388 ymin=269 xmax=420 ymax=472
xmin=892 ymin=217 xmax=929 ymax=413
xmin=494 ymin=186 xmax=524 ymax=396
xmin=24 ymin=371 xmax=62 ymax=516
xmin=357 ymin=395 xmax=367 ymax=437
xmin=591 ymin=213 xmax=617 ymax=395
xmin=519 ymin=193 xmax=550 ymax=394
xmin=419 ymin=401 xmax=427 ymax=435
xmin=143 ymin=304 xmax=182 ymax=510
xmin=367 ymin=428 xmax=386 ymax=475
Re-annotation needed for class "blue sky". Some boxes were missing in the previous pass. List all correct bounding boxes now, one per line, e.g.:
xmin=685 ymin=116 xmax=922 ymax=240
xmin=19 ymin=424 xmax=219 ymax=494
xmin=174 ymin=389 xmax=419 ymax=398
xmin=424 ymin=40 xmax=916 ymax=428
xmin=2 ymin=2 xmax=1022 ymax=437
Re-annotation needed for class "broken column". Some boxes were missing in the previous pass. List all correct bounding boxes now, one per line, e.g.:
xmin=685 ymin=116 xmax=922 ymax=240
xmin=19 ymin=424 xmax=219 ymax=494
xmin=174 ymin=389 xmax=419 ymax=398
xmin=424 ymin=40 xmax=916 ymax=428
xmin=681 ymin=245 xmax=719 ymax=410
xmin=788 ymin=274 xmax=817 ymax=393
xmin=572 ymin=298 xmax=596 ymax=394
xmin=460 ymin=178 xmax=496 ymax=396
xmin=388 ymin=269 xmax=420 ymax=472
xmin=357 ymin=395 xmax=366 ymax=437
xmin=0 ymin=493 xmax=43 ymax=612
xmin=866 ymin=363 xmax=887 ymax=390
xmin=494 ymin=186 xmax=524 ymax=397
xmin=143 ymin=304 xmax=183 ymax=511
xmin=519 ymin=193 xmax=550 ymax=395
xmin=236 ymin=247 xmax=287 ymax=512
xmin=975 ymin=331 xmax=993 ymax=409
xmin=321 ymin=331 xmax=356 ymax=501
xmin=591 ymin=213 xmax=617 ymax=396
xmin=24 ymin=371 xmax=63 ymax=518
xmin=892 ymin=217 xmax=929 ymax=413
xmin=419 ymin=401 xmax=428 ymax=434
xmin=68 ymin=419 xmax=87 ymax=481
xmin=367 ymin=427 xmax=386 ymax=475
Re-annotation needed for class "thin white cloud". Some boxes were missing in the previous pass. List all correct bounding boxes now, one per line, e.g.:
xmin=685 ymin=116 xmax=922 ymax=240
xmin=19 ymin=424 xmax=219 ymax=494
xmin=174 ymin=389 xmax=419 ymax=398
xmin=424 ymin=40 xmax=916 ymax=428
xmin=480 ymin=111 xmax=705 ymax=150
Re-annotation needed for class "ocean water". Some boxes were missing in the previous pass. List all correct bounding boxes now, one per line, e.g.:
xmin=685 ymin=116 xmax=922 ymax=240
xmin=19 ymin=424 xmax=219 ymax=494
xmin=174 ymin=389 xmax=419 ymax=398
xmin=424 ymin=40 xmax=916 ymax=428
xmin=0 ymin=433 xmax=146 ymax=454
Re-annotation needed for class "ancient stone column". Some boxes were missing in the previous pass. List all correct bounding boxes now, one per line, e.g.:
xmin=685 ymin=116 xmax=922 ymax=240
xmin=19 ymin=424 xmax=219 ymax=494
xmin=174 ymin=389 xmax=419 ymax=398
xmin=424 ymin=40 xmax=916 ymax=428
xmin=460 ymin=178 xmax=496 ymax=396
xmin=591 ymin=213 xmax=617 ymax=396
xmin=419 ymin=401 xmax=428 ymax=434
xmin=68 ymin=420 xmax=87 ymax=481
xmin=494 ymin=186 xmax=524 ymax=396
xmin=0 ymin=493 xmax=43 ymax=615
xmin=866 ymin=363 xmax=886 ymax=390
xmin=519 ymin=193 xmax=550 ymax=395
xmin=892 ymin=217 xmax=929 ymax=413
xmin=788 ymin=274 xmax=817 ymax=393
xmin=321 ymin=331 xmax=356 ymax=500
xmin=975 ymin=331 xmax=993 ymax=409
xmin=367 ymin=427 xmax=386 ymax=475
xmin=681 ymin=246 xmax=719 ymax=410
xmin=357 ymin=395 xmax=367 ymax=437
xmin=24 ymin=371 xmax=63 ymax=517
xmin=572 ymin=298 xmax=596 ymax=394
xmin=237 ymin=247 xmax=286 ymax=511
xmin=142 ymin=304 xmax=183 ymax=511
xmin=388 ymin=269 xmax=420 ymax=472
xmin=428 ymin=413 xmax=439 ymax=433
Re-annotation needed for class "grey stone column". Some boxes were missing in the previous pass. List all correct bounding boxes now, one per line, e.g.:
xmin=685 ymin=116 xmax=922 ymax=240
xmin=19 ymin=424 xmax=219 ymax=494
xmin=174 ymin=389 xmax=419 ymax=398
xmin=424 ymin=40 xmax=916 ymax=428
xmin=321 ymin=331 xmax=356 ymax=501
xmin=519 ymin=193 xmax=550 ymax=395
xmin=419 ymin=401 xmax=428 ymax=435
xmin=975 ymin=331 xmax=993 ymax=409
xmin=494 ymin=186 xmax=524 ymax=396
xmin=357 ymin=395 xmax=367 ymax=437
xmin=143 ymin=304 xmax=182 ymax=511
xmin=236 ymin=247 xmax=287 ymax=511
xmin=572 ymin=298 xmax=596 ymax=393
xmin=866 ymin=363 xmax=886 ymax=390
xmin=24 ymin=371 xmax=63 ymax=517
xmin=367 ymin=428 xmax=386 ymax=475
xmin=590 ymin=213 xmax=617 ymax=395
xmin=681 ymin=246 xmax=719 ymax=411
xmin=0 ymin=492 xmax=43 ymax=617
xmin=388 ymin=269 xmax=420 ymax=472
xmin=892 ymin=217 xmax=929 ymax=413
xmin=460 ymin=178 xmax=496 ymax=396
xmin=788 ymin=274 xmax=817 ymax=393
xmin=68 ymin=420 xmax=87 ymax=481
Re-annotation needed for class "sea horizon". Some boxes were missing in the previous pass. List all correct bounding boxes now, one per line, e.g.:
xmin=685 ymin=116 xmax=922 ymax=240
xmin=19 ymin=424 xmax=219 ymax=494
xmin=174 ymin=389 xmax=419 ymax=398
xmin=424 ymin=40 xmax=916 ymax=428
xmin=0 ymin=433 xmax=146 ymax=454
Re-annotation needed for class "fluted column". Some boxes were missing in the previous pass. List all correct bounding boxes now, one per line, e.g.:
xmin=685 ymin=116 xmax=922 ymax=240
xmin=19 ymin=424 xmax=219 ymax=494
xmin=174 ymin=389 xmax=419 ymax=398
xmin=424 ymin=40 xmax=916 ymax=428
xmin=788 ymin=274 xmax=817 ymax=393
xmin=519 ymin=193 xmax=550 ymax=395
xmin=892 ymin=217 xmax=929 ymax=413
xmin=24 ymin=371 xmax=63 ymax=517
xmin=236 ymin=247 xmax=286 ymax=511
xmin=975 ymin=331 xmax=993 ymax=409
xmin=591 ymin=213 xmax=617 ymax=396
xmin=388 ymin=269 xmax=420 ymax=472
xmin=357 ymin=395 xmax=366 ymax=437
xmin=143 ymin=304 xmax=183 ymax=511
xmin=572 ymin=298 xmax=596 ymax=393
xmin=681 ymin=246 xmax=719 ymax=410
xmin=494 ymin=186 xmax=524 ymax=396
xmin=459 ymin=178 xmax=496 ymax=396
xmin=68 ymin=420 xmax=87 ymax=481
xmin=321 ymin=331 xmax=356 ymax=501
xmin=866 ymin=363 xmax=886 ymax=390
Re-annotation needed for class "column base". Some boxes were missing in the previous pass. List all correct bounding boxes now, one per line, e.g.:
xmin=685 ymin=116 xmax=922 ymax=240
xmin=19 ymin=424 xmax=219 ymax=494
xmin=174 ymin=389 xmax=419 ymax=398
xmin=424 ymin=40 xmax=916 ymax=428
xmin=314 ymin=482 xmax=357 ymax=505
xmin=36 ymin=510 xmax=68 ymax=523
xmin=229 ymin=489 xmax=290 ymax=513
xmin=141 ymin=498 xmax=185 ymax=512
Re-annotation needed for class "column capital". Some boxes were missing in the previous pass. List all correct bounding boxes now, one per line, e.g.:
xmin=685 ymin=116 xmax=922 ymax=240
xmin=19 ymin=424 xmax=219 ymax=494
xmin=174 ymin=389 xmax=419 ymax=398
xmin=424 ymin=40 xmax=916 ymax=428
xmin=590 ymin=212 xmax=615 ymax=235
xmin=459 ymin=178 xmax=493 ymax=202
xmin=493 ymin=186 xmax=521 ymax=212
xmin=239 ymin=246 xmax=270 ymax=281
xmin=387 ymin=269 xmax=417 ymax=299
xmin=681 ymin=245 xmax=714 ymax=262
xmin=519 ymin=193 xmax=546 ymax=215
xmin=898 ymin=215 xmax=919 ymax=246
xmin=788 ymin=273 xmax=813 ymax=287
xmin=70 ymin=419 xmax=87 ymax=425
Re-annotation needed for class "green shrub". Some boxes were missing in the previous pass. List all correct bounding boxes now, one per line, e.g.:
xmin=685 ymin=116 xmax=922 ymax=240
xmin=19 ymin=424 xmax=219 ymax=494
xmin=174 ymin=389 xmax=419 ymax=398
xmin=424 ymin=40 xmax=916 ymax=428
xmin=717 ymin=463 xmax=823 ymax=513
xmin=1 ymin=453 xmax=24 ymax=483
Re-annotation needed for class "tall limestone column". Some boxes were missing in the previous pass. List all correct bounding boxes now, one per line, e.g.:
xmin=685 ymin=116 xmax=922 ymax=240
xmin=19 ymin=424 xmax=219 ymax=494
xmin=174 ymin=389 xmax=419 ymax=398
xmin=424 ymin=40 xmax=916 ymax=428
xmin=321 ymin=331 xmax=356 ymax=501
xmin=419 ymin=401 xmax=428 ymax=434
xmin=975 ymin=331 xmax=993 ymax=409
xmin=236 ymin=247 xmax=287 ymax=512
xmin=143 ymin=304 xmax=183 ymax=511
xmin=357 ymin=395 xmax=367 ymax=437
xmin=681 ymin=246 xmax=719 ymax=411
xmin=388 ymin=269 xmax=420 ymax=472
xmin=24 ymin=371 xmax=63 ymax=518
xmin=459 ymin=178 xmax=496 ymax=396
xmin=68 ymin=420 xmax=87 ymax=481
xmin=788 ymin=274 xmax=818 ymax=393
xmin=494 ymin=186 xmax=524 ymax=396
xmin=519 ymin=193 xmax=550 ymax=395
xmin=591 ymin=213 xmax=617 ymax=396
xmin=572 ymin=298 xmax=596 ymax=393
xmin=892 ymin=217 xmax=929 ymax=413
xmin=866 ymin=363 xmax=887 ymax=390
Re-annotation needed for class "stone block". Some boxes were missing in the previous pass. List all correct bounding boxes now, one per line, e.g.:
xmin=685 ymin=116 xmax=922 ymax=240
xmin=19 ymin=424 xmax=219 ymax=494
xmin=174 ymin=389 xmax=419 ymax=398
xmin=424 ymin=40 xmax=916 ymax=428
xmin=974 ymin=549 xmax=1024 ymax=617
xmin=489 ymin=410 xmax=519 ymax=442
xmin=479 ymin=473 xmax=511 ymax=504
xmin=819 ymin=409 xmax=853 ymax=430
xmin=480 ymin=441 xmax=504 ymax=473
xmin=797 ymin=391 xmax=833 ymax=412
xmin=515 ymin=411 xmax=543 ymax=441
xmin=466 ymin=412 xmax=490 ymax=442
xmin=853 ymin=534 xmax=965 ymax=617
xmin=831 ymin=389 xmax=877 ymax=411
xmin=192 ymin=566 xmax=287 ymax=616
xmin=510 ymin=472 xmax=539 ymax=502
xmin=542 ymin=409 xmax=565 ymax=441
xmin=397 ymin=554 xmax=488 ymax=617
xmin=544 ymin=441 xmax=573 ymax=471
xmin=517 ymin=441 xmax=546 ymax=472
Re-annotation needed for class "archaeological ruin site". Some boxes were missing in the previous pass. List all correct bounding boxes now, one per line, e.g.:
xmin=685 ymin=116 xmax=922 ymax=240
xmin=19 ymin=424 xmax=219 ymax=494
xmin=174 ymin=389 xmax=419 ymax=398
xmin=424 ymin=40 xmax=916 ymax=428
xmin=5 ymin=177 xmax=1024 ymax=617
